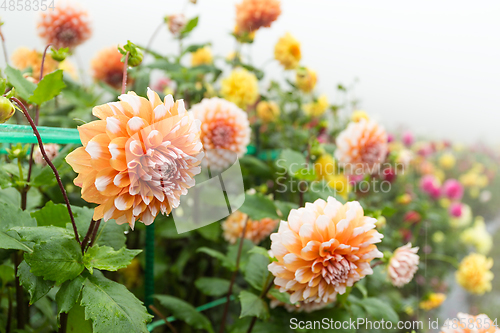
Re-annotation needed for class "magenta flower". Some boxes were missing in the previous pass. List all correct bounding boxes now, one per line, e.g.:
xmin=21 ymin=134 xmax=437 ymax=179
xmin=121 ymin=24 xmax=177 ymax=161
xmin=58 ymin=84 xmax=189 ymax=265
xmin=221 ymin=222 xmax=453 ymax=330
xmin=442 ymin=179 xmax=464 ymax=201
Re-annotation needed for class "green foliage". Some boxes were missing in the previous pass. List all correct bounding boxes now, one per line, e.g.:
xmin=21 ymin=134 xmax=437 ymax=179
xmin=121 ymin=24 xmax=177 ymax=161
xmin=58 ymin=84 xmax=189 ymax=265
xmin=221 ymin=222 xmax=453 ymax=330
xmin=83 ymin=245 xmax=141 ymax=274
xmin=17 ymin=260 xmax=54 ymax=304
xmin=24 ymin=237 xmax=84 ymax=285
xmin=0 ymin=231 xmax=33 ymax=252
xmin=29 ymin=70 xmax=66 ymax=105
xmin=56 ymin=275 xmax=85 ymax=314
xmin=5 ymin=65 xmax=36 ymax=100
xmin=276 ymin=149 xmax=306 ymax=177
xmin=238 ymin=193 xmax=280 ymax=220
xmin=10 ymin=226 xmax=74 ymax=244
xmin=351 ymin=296 xmax=399 ymax=323
xmin=197 ymin=247 xmax=236 ymax=271
xmin=154 ymin=294 xmax=214 ymax=333
xmin=180 ymin=16 xmax=199 ymax=38
xmin=31 ymin=201 xmax=71 ymax=227
xmin=81 ymin=270 xmax=152 ymax=333
xmin=195 ymin=277 xmax=233 ymax=297
xmin=239 ymin=291 xmax=269 ymax=320
xmin=67 ymin=303 xmax=93 ymax=333
xmin=243 ymin=253 xmax=271 ymax=291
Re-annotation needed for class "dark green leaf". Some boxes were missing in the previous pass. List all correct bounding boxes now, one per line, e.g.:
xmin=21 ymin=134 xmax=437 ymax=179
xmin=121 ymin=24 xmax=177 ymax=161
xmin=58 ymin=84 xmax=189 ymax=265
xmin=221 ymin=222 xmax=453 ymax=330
xmin=244 ymin=254 xmax=270 ymax=291
xmin=195 ymin=277 xmax=233 ymax=297
xmin=154 ymin=294 xmax=214 ymax=333
xmin=10 ymin=226 xmax=74 ymax=245
xmin=0 ymin=167 xmax=11 ymax=189
xmin=56 ymin=275 xmax=85 ymax=313
xmin=238 ymin=193 xmax=279 ymax=220
xmin=17 ymin=260 xmax=54 ymax=304
xmin=274 ymin=201 xmax=298 ymax=219
xmin=24 ymin=237 xmax=84 ymax=285
xmin=197 ymin=247 xmax=235 ymax=271
xmin=81 ymin=270 xmax=152 ymax=332
xmin=31 ymin=201 xmax=71 ymax=227
xmin=239 ymin=291 xmax=269 ymax=320
xmin=357 ymin=297 xmax=399 ymax=323
xmin=29 ymin=70 xmax=66 ymax=105
xmin=0 ymin=231 xmax=33 ymax=252
xmin=0 ymin=201 xmax=37 ymax=231
xmin=5 ymin=65 xmax=37 ymax=100
xmin=196 ymin=222 xmax=221 ymax=241
xmin=83 ymin=245 xmax=141 ymax=274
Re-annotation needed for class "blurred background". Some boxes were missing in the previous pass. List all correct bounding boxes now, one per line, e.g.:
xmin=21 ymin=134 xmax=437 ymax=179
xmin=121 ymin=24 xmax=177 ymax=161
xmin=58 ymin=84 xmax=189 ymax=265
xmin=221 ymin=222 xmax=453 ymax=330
xmin=3 ymin=0 xmax=500 ymax=144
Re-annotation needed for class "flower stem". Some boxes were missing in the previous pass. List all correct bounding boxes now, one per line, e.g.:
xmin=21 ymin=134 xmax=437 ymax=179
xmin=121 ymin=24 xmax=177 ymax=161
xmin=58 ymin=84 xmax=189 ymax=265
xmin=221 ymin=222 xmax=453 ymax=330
xmin=10 ymin=97 xmax=81 ymax=245
xmin=246 ymin=280 xmax=274 ymax=333
xmin=219 ymin=215 xmax=249 ymax=333
xmin=87 ymin=219 xmax=101 ymax=249
xmin=58 ymin=312 xmax=68 ymax=333
xmin=81 ymin=219 xmax=98 ymax=253
xmin=121 ymin=51 xmax=130 ymax=95
xmin=0 ymin=26 xmax=8 ymax=65
xmin=143 ymin=21 xmax=164 ymax=62
xmin=425 ymin=253 xmax=459 ymax=269
xmin=148 ymin=305 xmax=179 ymax=333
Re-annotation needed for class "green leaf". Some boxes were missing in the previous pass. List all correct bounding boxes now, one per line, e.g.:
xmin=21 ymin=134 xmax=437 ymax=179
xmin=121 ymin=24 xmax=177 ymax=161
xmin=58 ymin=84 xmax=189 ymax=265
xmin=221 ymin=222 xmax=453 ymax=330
xmin=10 ymin=226 xmax=74 ymax=245
xmin=17 ymin=261 xmax=54 ymax=304
xmin=5 ymin=65 xmax=37 ymax=100
xmin=83 ymin=246 xmax=141 ymax=274
xmin=0 ymin=264 xmax=15 ymax=285
xmin=239 ymin=291 xmax=269 ymax=320
xmin=29 ymin=69 xmax=66 ymax=105
xmin=227 ymin=239 xmax=255 ymax=273
xmin=248 ymin=246 xmax=272 ymax=260
xmin=0 ymin=231 xmax=33 ymax=252
xmin=56 ymin=275 xmax=85 ymax=314
xmin=197 ymin=247 xmax=235 ymax=271
xmin=268 ymin=288 xmax=291 ymax=305
xmin=66 ymin=302 xmax=93 ymax=333
xmin=276 ymin=149 xmax=307 ymax=177
xmin=195 ymin=277 xmax=234 ymax=297
xmin=154 ymin=294 xmax=214 ymax=333
xmin=30 ymin=144 xmax=74 ymax=188
xmin=381 ymin=205 xmax=397 ymax=218
xmin=183 ymin=42 xmax=210 ymax=55
xmin=238 ymin=193 xmax=279 ymax=220
xmin=196 ymin=222 xmax=221 ymax=241
xmin=180 ymin=16 xmax=199 ymax=36
xmin=0 ymin=201 xmax=37 ymax=231
xmin=239 ymin=155 xmax=272 ymax=178
xmin=0 ymin=167 xmax=11 ymax=189
xmin=81 ymin=270 xmax=152 ymax=333
xmin=24 ymin=237 xmax=84 ymax=285
xmin=244 ymin=254 xmax=270 ymax=291
xmin=356 ymin=297 xmax=399 ymax=323
xmin=31 ymin=201 xmax=70 ymax=227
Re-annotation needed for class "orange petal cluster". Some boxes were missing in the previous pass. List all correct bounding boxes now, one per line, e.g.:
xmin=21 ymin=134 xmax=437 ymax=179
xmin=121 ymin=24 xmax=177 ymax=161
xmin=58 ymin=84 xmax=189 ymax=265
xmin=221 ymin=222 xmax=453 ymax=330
xmin=91 ymin=47 xmax=132 ymax=89
xmin=66 ymin=88 xmax=203 ymax=229
xmin=268 ymin=197 xmax=383 ymax=304
xmin=11 ymin=47 xmax=58 ymax=80
xmin=441 ymin=313 xmax=500 ymax=333
xmin=235 ymin=0 xmax=281 ymax=32
xmin=37 ymin=3 xmax=92 ymax=49
xmin=222 ymin=211 xmax=279 ymax=245
xmin=335 ymin=119 xmax=388 ymax=174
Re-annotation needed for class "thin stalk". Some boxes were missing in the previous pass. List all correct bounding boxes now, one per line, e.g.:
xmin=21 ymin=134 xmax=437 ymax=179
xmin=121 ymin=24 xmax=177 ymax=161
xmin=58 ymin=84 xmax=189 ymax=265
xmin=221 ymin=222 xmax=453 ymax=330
xmin=121 ymin=51 xmax=130 ymax=95
xmin=425 ymin=253 xmax=459 ymax=269
xmin=371 ymin=260 xmax=384 ymax=269
xmin=59 ymin=312 xmax=68 ymax=333
xmin=246 ymin=280 xmax=274 ymax=333
xmin=6 ymin=287 xmax=12 ymax=333
xmin=143 ymin=21 xmax=164 ymax=62
xmin=149 ymin=305 xmax=179 ymax=333
xmin=87 ymin=219 xmax=101 ymax=250
xmin=219 ymin=215 xmax=249 ymax=333
xmin=0 ymin=26 xmax=8 ymax=65
xmin=81 ymin=219 xmax=98 ymax=253
xmin=10 ymin=97 xmax=81 ymax=245
xmin=13 ymin=252 xmax=25 ymax=329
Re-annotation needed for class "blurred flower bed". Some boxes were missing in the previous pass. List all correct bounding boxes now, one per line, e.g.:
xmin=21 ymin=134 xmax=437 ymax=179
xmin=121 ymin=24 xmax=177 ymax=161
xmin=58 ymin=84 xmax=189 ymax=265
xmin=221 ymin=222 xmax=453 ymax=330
xmin=0 ymin=1 xmax=499 ymax=332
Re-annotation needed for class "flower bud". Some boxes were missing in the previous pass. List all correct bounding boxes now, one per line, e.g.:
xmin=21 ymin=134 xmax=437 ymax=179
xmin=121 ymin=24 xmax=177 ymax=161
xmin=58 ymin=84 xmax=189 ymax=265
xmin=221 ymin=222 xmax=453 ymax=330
xmin=118 ymin=41 xmax=143 ymax=67
xmin=0 ymin=97 xmax=15 ymax=123
xmin=50 ymin=47 xmax=70 ymax=62
xmin=165 ymin=14 xmax=187 ymax=36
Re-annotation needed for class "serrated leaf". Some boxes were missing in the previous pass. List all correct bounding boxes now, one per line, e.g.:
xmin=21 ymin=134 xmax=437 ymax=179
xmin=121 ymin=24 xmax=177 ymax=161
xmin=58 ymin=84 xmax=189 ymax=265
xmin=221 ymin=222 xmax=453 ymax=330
xmin=239 ymin=291 xmax=269 ymax=320
xmin=5 ymin=65 xmax=37 ymax=100
xmin=56 ymin=275 xmax=85 ymax=314
xmin=195 ymin=277 xmax=234 ymax=297
xmin=268 ymin=288 xmax=291 ymax=305
xmin=197 ymin=247 xmax=235 ymax=271
xmin=24 ymin=237 xmax=84 ymax=285
xmin=154 ymin=294 xmax=214 ymax=333
xmin=10 ymin=226 xmax=74 ymax=245
xmin=81 ymin=270 xmax=152 ymax=333
xmin=0 ymin=202 xmax=37 ymax=231
xmin=17 ymin=261 xmax=54 ymax=304
xmin=276 ymin=149 xmax=307 ymax=177
xmin=31 ymin=201 xmax=70 ymax=227
xmin=83 ymin=245 xmax=141 ymax=274
xmin=0 ymin=231 xmax=33 ymax=252
xmin=29 ymin=70 xmax=66 ymax=105
xmin=244 ymin=254 xmax=270 ymax=291
xmin=238 ymin=193 xmax=279 ymax=220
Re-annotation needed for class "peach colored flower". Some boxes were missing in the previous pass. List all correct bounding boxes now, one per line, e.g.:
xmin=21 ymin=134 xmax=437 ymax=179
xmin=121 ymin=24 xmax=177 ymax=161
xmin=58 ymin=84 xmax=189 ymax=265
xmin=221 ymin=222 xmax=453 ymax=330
xmin=441 ymin=313 xmax=500 ymax=333
xmin=166 ymin=14 xmax=187 ymax=36
xmin=11 ymin=47 xmax=58 ymax=80
xmin=269 ymin=290 xmax=334 ymax=313
xmin=191 ymin=97 xmax=250 ymax=169
xmin=91 ymin=47 xmax=132 ymax=89
xmin=34 ymin=144 xmax=60 ymax=166
xmin=388 ymin=243 xmax=419 ymax=287
xmin=222 ymin=211 xmax=279 ymax=244
xmin=235 ymin=0 xmax=281 ymax=32
xmin=335 ymin=119 xmax=388 ymax=174
xmin=268 ymin=197 xmax=383 ymax=304
xmin=37 ymin=3 xmax=92 ymax=49
xmin=66 ymin=88 xmax=204 ymax=229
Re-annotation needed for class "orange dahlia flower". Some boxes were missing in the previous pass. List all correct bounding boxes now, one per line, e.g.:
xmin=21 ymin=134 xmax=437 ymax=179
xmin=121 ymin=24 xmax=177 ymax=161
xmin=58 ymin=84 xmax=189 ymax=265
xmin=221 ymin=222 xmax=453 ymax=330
xmin=222 ymin=211 xmax=279 ymax=244
xmin=235 ymin=0 xmax=281 ymax=32
xmin=441 ymin=313 xmax=500 ymax=333
xmin=11 ymin=47 xmax=58 ymax=80
xmin=191 ymin=98 xmax=250 ymax=169
xmin=269 ymin=290 xmax=333 ymax=313
xmin=66 ymin=89 xmax=204 ymax=228
xmin=91 ymin=47 xmax=132 ymax=89
xmin=335 ymin=119 xmax=388 ymax=174
xmin=268 ymin=197 xmax=383 ymax=304
xmin=37 ymin=3 xmax=92 ymax=49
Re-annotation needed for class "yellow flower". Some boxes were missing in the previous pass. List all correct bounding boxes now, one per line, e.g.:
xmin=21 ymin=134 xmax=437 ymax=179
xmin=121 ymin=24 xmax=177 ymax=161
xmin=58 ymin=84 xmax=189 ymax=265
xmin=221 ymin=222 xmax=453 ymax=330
xmin=220 ymin=68 xmax=259 ymax=109
xmin=59 ymin=59 xmax=78 ymax=80
xmin=191 ymin=46 xmax=213 ymax=66
xmin=396 ymin=193 xmax=412 ymax=205
xmin=274 ymin=32 xmax=301 ymax=70
xmin=461 ymin=217 xmax=492 ymax=254
xmin=439 ymin=198 xmax=451 ymax=209
xmin=439 ymin=153 xmax=456 ymax=170
xmin=256 ymin=101 xmax=280 ymax=123
xmin=296 ymin=67 xmax=317 ymax=93
xmin=419 ymin=293 xmax=446 ymax=311
xmin=303 ymin=95 xmax=328 ymax=117
xmin=351 ymin=110 xmax=369 ymax=123
xmin=432 ymin=231 xmax=445 ymax=243
xmin=456 ymin=253 xmax=494 ymax=295
xmin=314 ymin=154 xmax=336 ymax=180
xmin=326 ymin=174 xmax=350 ymax=200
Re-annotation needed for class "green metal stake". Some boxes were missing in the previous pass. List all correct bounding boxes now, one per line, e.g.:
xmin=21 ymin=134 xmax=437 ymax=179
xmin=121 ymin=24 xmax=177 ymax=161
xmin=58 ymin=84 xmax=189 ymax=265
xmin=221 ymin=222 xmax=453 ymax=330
xmin=145 ymin=223 xmax=155 ymax=315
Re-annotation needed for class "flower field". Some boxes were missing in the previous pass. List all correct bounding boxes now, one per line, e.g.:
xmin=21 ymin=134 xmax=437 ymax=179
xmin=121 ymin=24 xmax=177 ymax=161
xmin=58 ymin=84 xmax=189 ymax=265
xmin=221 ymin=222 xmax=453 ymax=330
xmin=0 ymin=1 xmax=499 ymax=332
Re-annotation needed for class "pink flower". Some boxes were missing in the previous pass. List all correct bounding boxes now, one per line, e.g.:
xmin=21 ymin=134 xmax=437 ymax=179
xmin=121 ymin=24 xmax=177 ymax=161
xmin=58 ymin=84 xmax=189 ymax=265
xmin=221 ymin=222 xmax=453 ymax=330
xmin=404 ymin=211 xmax=421 ymax=224
xmin=387 ymin=133 xmax=394 ymax=143
xmin=420 ymin=175 xmax=441 ymax=199
xmin=402 ymin=131 xmax=414 ymax=147
xmin=34 ymin=144 xmax=59 ymax=166
xmin=442 ymin=179 xmax=464 ymax=201
xmin=449 ymin=202 xmax=463 ymax=217
xmin=388 ymin=243 xmax=419 ymax=287
xmin=382 ymin=167 xmax=396 ymax=183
